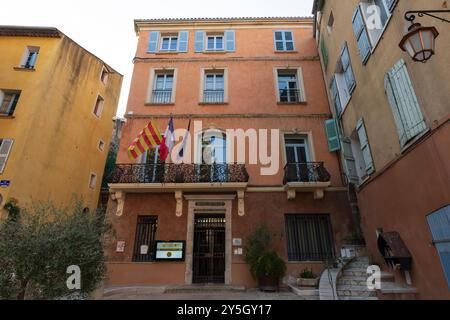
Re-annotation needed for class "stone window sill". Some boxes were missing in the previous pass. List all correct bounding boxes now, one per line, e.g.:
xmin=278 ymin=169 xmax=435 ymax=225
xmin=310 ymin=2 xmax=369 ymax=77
xmin=145 ymin=102 xmax=175 ymax=106
xmin=0 ymin=115 xmax=15 ymax=119
xmin=14 ymin=66 xmax=35 ymax=72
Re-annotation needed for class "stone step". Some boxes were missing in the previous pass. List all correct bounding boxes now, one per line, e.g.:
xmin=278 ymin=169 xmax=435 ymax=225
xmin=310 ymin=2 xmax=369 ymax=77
xmin=164 ymin=284 xmax=247 ymax=294
xmin=339 ymin=296 xmax=379 ymax=300
xmin=339 ymin=273 xmax=395 ymax=285
xmin=337 ymin=289 xmax=377 ymax=297
xmin=342 ymin=268 xmax=368 ymax=277
xmin=379 ymin=282 xmax=418 ymax=295
xmin=103 ymin=286 xmax=167 ymax=297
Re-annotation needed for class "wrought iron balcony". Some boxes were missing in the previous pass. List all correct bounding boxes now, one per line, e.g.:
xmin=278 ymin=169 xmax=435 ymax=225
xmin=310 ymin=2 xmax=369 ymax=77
xmin=203 ymin=90 xmax=225 ymax=104
xmin=283 ymin=162 xmax=331 ymax=184
xmin=151 ymin=90 xmax=172 ymax=104
xmin=108 ymin=163 xmax=249 ymax=184
xmin=279 ymin=89 xmax=302 ymax=103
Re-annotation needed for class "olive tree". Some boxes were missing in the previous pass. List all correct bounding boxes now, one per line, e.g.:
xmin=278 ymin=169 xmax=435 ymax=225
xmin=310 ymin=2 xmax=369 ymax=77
xmin=0 ymin=199 xmax=112 ymax=300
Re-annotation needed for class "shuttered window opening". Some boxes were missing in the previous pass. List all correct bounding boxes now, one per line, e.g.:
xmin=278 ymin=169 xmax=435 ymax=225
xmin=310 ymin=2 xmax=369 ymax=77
xmin=194 ymin=30 xmax=236 ymax=53
xmin=384 ymin=59 xmax=427 ymax=148
xmin=285 ymin=214 xmax=335 ymax=262
xmin=132 ymin=216 xmax=158 ymax=262
xmin=0 ymin=138 xmax=14 ymax=174
xmin=356 ymin=118 xmax=375 ymax=174
xmin=352 ymin=5 xmax=372 ymax=64
xmin=148 ymin=31 xmax=189 ymax=53
xmin=427 ymin=205 xmax=450 ymax=289
xmin=341 ymin=137 xmax=360 ymax=185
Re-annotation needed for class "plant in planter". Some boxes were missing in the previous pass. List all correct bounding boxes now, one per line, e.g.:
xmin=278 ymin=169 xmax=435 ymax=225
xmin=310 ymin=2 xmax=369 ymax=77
xmin=244 ymin=225 xmax=286 ymax=292
xmin=297 ymin=268 xmax=319 ymax=288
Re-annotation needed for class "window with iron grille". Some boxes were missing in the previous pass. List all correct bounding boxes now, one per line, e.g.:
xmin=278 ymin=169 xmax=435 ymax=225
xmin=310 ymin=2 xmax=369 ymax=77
xmin=132 ymin=216 xmax=158 ymax=262
xmin=285 ymin=214 xmax=335 ymax=261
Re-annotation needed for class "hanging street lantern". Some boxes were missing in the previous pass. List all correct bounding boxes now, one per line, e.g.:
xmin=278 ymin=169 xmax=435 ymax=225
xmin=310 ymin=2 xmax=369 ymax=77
xmin=399 ymin=10 xmax=450 ymax=63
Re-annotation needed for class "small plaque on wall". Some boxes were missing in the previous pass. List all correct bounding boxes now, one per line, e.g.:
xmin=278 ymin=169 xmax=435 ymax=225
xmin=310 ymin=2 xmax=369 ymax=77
xmin=154 ymin=241 xmax=185 ymax=261
xmin=233 ymin=238 xmax=242 ymax=246
xmin=116 ymin=241 xmax=125 ymax=253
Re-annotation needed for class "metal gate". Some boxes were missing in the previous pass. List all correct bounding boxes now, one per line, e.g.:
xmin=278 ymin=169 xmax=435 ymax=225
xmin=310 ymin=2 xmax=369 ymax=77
xmin=192 ymin=214 xmax=226 ymax=284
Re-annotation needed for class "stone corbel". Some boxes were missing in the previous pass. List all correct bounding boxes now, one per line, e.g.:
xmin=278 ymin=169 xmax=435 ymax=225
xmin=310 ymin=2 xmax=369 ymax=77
xmin=287 ymin=189 xmax=296 ymax=200
xmin=314 ymin=189 xmax=325 ymax=200
xmin=111 ymin=191 xmax=126 ymax=217
xmin=237 ymin=190 xmax=245 ymax=216
xmin=175 ymin=191 xmax=183 ymax=217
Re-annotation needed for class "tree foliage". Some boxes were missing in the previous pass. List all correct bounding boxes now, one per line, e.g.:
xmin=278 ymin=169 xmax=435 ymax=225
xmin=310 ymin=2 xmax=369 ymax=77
xmin=0 ymin=199 xmax=112 ymax=300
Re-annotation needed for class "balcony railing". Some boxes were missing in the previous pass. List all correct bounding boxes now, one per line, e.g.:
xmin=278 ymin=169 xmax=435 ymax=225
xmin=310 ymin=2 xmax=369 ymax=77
xmin=283 ymin=162 xmax=331 ymax=184
xmin=108 ymin=163 xmax=249 ymax=184
xmin=203 ymin=90 xmax=225 ymax=104
xmin=279 ymin=89 xmax=301 ymax=103
xmin=151 ymin=90 xmax=172 ymax=104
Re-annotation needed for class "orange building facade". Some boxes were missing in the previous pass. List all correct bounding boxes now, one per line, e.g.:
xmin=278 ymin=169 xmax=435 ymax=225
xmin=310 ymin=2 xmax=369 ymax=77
xmin=105 ymin=17 xmax=356 ymax=287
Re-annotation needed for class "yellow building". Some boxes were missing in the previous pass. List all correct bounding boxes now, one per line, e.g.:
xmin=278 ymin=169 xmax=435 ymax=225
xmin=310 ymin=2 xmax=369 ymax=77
xmin=0 ymin=26 xmax=123 ymax=215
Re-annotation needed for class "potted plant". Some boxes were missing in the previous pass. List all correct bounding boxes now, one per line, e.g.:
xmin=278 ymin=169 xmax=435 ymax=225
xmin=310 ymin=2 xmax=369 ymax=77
xmin=297 ymin=268 xmax=319 ymax=288
xmin=245 ymin=225 xmax=287 ymax=292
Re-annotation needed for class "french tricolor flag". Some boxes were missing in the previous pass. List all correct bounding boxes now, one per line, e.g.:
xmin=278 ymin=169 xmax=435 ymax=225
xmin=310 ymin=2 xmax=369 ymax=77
xmin=159 ymin=115 xmax=175 ymax=161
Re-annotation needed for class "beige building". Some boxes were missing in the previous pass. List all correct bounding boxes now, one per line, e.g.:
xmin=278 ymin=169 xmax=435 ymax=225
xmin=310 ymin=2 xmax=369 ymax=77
xmin=314 ymin=0 xmax=450 ymax=299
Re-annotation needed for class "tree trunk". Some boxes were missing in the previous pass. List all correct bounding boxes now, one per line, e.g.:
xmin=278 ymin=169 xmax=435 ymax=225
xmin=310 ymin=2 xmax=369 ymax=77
xmin=17 ymin=280 xmax=28 ymax=300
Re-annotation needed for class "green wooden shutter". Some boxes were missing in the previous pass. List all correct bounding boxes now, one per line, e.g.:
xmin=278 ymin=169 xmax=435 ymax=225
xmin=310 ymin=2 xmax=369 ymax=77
xmin=356 ymin=119 xmax=374 ymax=174
xmin=341 ymin=138 xmax=360 ymax=185
xmin=0 ymin=139 xmax=14 ymax=173
xmin=320 ymin=38 xmax=329 ymax=70
xmin=177 ymin=31 xmax=189 ymax=52
xmin=194 ymin=31 xmax=205 ymax=52
xmin=385 ymin=59 xmax=427 ymax=147
xmin=148 ymin=31 xmax=160 ymax=53
xmin=325 ymin=119 xmax=341 ymax=152
xmin=341 ymin=43 xmax=356 ymax=94
xmin=330 ymin=75 xmax=342 ymax=116
xmin=225 ymin=30 xmax=235 ymax=52
xmin=352 ymin=6 xmax=372 ymax=64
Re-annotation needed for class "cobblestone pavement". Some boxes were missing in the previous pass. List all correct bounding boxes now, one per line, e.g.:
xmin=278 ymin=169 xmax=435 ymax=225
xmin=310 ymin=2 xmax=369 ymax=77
xmin=103 ymin=288 xmax=313 ymax=300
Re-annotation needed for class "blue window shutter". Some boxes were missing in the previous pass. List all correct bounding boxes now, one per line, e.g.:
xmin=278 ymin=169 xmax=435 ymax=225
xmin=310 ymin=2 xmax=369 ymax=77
xmin=194 ymin=31 xmax=205 ymax=52
xmin=427 ymin=206 xmax=450 ymax=289
xmin=341 ymin=138 xmax=360 ymax=185
xmin=385 ymin=59 xmax=426 ymax=147
xmin=356 ymin=118 xmax=374 ymax=174
xmin=29 ymin=52 xmax=38 ymax=67
xmin=148 ymin=31 xmax=159 ymax=53
xmin=352 ymin=6 xmax=372 ymax=64
xmin=341 ymin=43 xmax=356 ymax=94
xmin=325 ymin=119 xmax=341 ymax=152
xmin=330 ymin=75 xmax=342 ymax=116
xmin=177 ymin=31 xmax=189 ymax=52
xmin=225 ymin=30 xmax=235 ymax=52
xmin=385 ymin=0 xmax=397 ymax=12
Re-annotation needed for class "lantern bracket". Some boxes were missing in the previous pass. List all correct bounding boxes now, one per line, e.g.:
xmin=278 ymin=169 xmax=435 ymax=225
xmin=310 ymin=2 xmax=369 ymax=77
xmin=405 ymin=10 xmax=450 ymax=24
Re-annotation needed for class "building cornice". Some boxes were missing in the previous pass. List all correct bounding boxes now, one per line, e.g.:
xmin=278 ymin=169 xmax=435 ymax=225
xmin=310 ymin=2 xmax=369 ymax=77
xmin=0 ymin=25 xmax=62 ymax=38
xmin=134 ymin=17 xmax=314 ymax=34
xmin=133 ymin=55 xmax=319 ymax=64
xmin=124 ymin=113 xmax=332 ymax=120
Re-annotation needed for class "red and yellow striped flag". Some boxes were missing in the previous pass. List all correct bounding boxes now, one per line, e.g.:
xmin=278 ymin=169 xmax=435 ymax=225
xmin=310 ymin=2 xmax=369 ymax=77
xmin=128 ymin=120 xmax=163 ymax=160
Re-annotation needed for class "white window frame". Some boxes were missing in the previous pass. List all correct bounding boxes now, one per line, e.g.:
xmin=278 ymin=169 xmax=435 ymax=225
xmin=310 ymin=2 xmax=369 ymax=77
xmin=100 ymin=66 xmax=109 ymax=85
xmin=92 ymin=94 xmax=104 ymax=118
xmin=199 ymin=68 xmax=228 ymax=104
xmin=274 ymin=31 xmax=295 ymax=52
xmin=89 ymin=172 xmax=97 ymax=189
xmin=146 ymin=68 xmax=178 ymax=105
xmin=0 ymin=89 xmax=21 ymax=116
xmin=206 ymin=34 xmax=225 ymax=51
xmin=0 ymin=138 xmax=14 ymax=174
xmin=159 ymin=35 xmax=179 ymax=52
xmin=274 ymin=67 xmax=306 ymax=103
xmin=360 ymin=0 xmax=394 ymax=51
xmin=19 ymin=46 xmax=40 ymax=69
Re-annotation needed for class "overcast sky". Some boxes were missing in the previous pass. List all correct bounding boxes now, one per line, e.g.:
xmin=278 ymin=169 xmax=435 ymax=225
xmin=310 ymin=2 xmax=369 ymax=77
xmin=1 ymin=0 xmax=314 ymax=116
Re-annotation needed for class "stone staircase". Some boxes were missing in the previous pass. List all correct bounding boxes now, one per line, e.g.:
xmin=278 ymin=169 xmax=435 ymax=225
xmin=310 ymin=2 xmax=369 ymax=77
xmin=337 ymin=256 xmax=382 ymax=300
